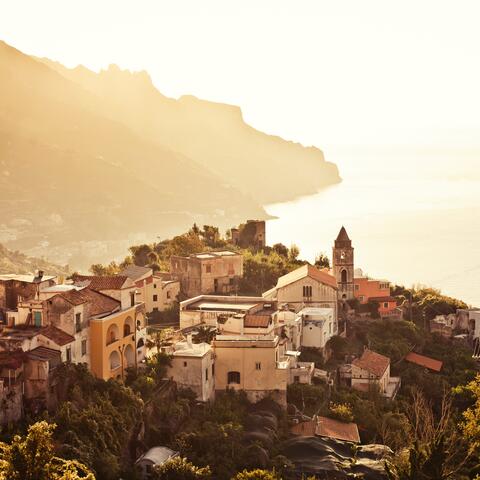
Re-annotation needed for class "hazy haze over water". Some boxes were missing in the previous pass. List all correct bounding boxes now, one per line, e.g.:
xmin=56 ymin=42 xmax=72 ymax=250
xmin=266 ymin=148 xmax=480 ymax=307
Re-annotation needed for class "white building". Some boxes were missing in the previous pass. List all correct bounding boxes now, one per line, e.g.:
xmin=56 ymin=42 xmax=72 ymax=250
xmin=299 ymin=307 xmax=336 ymax=352
xmin=168 ymin=338 xmax=215 ymax=402
xmin=135 ymin=446 xmax=179 ymax=480
xmin=263 ymin=264 xmax=338 ymax=318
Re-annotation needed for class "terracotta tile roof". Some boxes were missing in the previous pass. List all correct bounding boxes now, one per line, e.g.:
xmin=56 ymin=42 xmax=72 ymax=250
xmin=290 ymin=416 xmax=360 ymax=443
xmin=244 ymin=314 xmax=271 ymax=328
xmin=276 ymin=264 xmax=337 ymax=290
xmin=290 ymin=420 xmax=316 ymax=436
xmin=368 ymin=296 xmax=397 ymax=303
xmin=316 ymin=416 xmax=360 ymax=443
xmin=26 ymin=346 xmax=61 ymax=362
xmin=120 ymin=265 xmax=152 ymax=281
xmin=352 ymin=349 xmax=390 ymax=378
xmin=73 ymin=275 xmax=131 ymax=290
xmin=39 ymin=325 xmax=75 ymax=346
xmin=54 ymin=288 xmax=120 ymax=316
xmin=405 ymin=352 xmax=443 ymax=372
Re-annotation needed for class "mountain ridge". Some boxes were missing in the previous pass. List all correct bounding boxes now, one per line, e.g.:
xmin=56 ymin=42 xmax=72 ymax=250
xmin=0 ymin=39 xmax=339 ymax=269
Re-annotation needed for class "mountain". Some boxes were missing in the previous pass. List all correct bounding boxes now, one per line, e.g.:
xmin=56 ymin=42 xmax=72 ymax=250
xmin=0 ymin=243 xmax=68 ymax=277
xmin=0 ymin=40 xmax=339 ymax=269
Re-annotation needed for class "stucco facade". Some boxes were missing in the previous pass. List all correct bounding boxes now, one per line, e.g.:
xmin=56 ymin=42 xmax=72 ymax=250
xmin=171 ymin=251 xmax=243 ymax=298
xmin=168 ymin=340 xmax=215 ymax=402
xmin=90 ymin=304 xmax=146 ymax=381
xmin=213 ymin=335 xmax=289 ymax=407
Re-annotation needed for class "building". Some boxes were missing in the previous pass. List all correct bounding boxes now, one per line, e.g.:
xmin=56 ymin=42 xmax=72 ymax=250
xmin=298 ymin=307 xmax=336 ymax=353
xmin=430 ymin=314 xmax=456 ymax=338
xmin=0 ymin=273 xmax=56 ymax=323
xmin=263 ymin=264 xmax=338 ymax=317
xmin=351 ymin=349 xmax=401 ymax=400
xmin=170 ymin=250 xmax=243 ymax=298
xmin=291 ymin=415 xmax=360 ymax=444
xmin=179 ymin=295 xmax=275 ymax=331
xmin=230 ymin=220 xmax=266 ymax=250
xmin=135 ymin=446 xmax=179 ymax=480
xmin=353 ymin=270 xmax=398 ymax=317
xmin=332 ymin=227 xmax=355 ymax=301
xmin=168 ymin=337 xmax=215 ymax=402
xmin=404 ymin=352 xmax=443 ymax=372
xmin=120 ymin=265 xmax=180 ymax=314
xmin=213 ymin=334 xmax=290 ymax=406
xmin=89 ymin=301 xmax=146 ymax=381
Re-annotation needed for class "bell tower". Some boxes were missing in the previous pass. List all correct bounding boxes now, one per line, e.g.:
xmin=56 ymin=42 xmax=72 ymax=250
xmin=332 ymin=226 xmax=354 ymax=300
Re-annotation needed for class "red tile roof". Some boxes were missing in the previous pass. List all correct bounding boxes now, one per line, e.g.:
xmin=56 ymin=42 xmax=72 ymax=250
xmin=405 ymin=352 xmax=443 ymax=372
xmin=368 ymin=296 xmax=397 ymax=303
xmin=53 ymin=288 xmax=120 ymax=316
xmin=244 ymin=314 xmax=271 ymax=328
xmin=27 ymin=346 xmax=61 ymax=362
xmin=39 ymin=325 xmax=75 ymax=346
xmin=352 ymin=349 xmax=390 ymax=378
xmin=276 ymin=264 xmax=337 ymax=290
xmin=73 ymin=275 xmax=130 ymax=290
xmin=290 ymin=416 xmax=360 ymax=443
xmin=316 ymin=416 xmax=360 ymax=443
xmin=290 ymin=420 xmax=316 ymax=436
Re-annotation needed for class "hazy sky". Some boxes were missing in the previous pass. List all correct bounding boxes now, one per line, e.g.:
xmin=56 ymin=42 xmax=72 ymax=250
xmin=2 ymin=0 xmax=480 ymax=149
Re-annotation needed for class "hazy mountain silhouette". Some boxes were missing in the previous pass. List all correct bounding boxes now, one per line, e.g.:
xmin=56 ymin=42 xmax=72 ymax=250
xmin=0 ymin=40 xmax=339 ymax=269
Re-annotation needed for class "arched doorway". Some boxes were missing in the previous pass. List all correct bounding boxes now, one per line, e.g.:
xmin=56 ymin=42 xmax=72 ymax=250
xmin=106 ymin=324 xmax=119 ymax=345
xmin=124 ymin=344 xmax=135 ymax=368
xmin=109 ymin=350 xmax=121 ymax=371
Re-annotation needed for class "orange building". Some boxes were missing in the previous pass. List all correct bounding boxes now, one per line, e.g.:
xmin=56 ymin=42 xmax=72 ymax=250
xmin=354 ymin=271 xmax=397 ymax=317
xmin=89 ymin=303 xmax=146 ymax=381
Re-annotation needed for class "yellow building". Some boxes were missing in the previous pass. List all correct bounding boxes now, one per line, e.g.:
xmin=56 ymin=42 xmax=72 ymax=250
xmin=90 ymin=303 xmax=147 ymax=381
xmin=213 ymin=334 xmax=289 ymax=407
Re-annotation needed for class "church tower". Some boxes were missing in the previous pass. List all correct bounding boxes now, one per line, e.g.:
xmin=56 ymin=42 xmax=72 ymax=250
xmin=332 ymin=226 xmax=354 ymax=300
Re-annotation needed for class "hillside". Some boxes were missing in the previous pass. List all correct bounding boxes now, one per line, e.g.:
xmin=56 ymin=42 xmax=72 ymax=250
xmin=0 ymin=243 xmax=68 ymax=276
xmin=0 ymin=40 xmax=339 ymax=269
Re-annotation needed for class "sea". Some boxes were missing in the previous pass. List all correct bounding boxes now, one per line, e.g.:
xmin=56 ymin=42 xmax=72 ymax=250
xmin=265 ymin=147 xmax=480 ymax=307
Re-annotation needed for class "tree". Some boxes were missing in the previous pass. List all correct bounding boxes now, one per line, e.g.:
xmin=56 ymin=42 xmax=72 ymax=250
xmin=329 ymin=403 xmax=354 ymax=423
xmin=0 ymin=421 xmax=95 ymax=480
xmin=460 ymin=374 xmax=480 ymax=455
xmin=314 ymin=253 xmax=330 ymax=269
xmin=89 ymin=261 xmax=121 ymax=276
xmin=193 ymin=325 xmax=217 ymax=344
xmin=272 ymin=243 xmax=289 ymax=258
xmin=288 ymin=244 xmax=300 ymax=262
xmin=231 ymin=469 xmax=279 ymax=480
xmin=130 ymin=244 xmax=154 ymax=266
xmin=153 ymin=457 xmax=211 ymax=480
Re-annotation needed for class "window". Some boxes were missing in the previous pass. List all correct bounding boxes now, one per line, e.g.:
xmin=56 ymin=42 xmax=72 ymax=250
xmin=354 ymin=284 xmax=360 ymax=291
xmin=341 ymin=269 xmax=348 ymax=283
xmin=183 ymin=361 xmax=187 ymax=367
xmin=153 ymin=283 xmax=157 ymax=289
xmin=383 ymin=302 xmax=389 ymax=308
xmin=81 ymin=339 xmax=87 ymax=356
xmin=205 ymin=368 xmax=209 ymax=380
xmin=302 ymin=285 xmax=312 ymax=298
xmin=359 ymin=295 xmax=365 ymax=302
xmin=255 ymin=362 xmax=261 ymax=370
xmin=153 ymin=307 xmax=158 ymax=312
xmin=153 ymin=294 xmax=158 ymax=302
xmin=66 ymin=347 xmax=72 ymax=362
xmin=75 ymin=313 xmax=81 ymax=333
xmin=206 ymin=265 xmax=212 ymax=273
xmin=34 ymin=311 xmax=42 ymax=327
xmin=166 ymin=291 xmax=171 ymax=299
xmin=130 ymin=292 xmax=135 ymax=307
xmin=329 ymin=323 xmax=332 ymax=334
xmin=227 ymin=371 xmax=241 ymax=384
xmin=294 ymin=375 xmax=300 ymax=383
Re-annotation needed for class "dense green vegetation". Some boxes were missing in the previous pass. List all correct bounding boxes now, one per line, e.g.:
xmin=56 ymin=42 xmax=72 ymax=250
xmin=0 ymin=421 xmax=94 ymax=480
xmin=89 ymin=224 xmax=305 ymax=295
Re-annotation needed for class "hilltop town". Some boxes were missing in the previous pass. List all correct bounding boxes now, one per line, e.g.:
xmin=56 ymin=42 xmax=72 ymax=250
xmin=0 ymin=221 xmax=479 ymax=479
